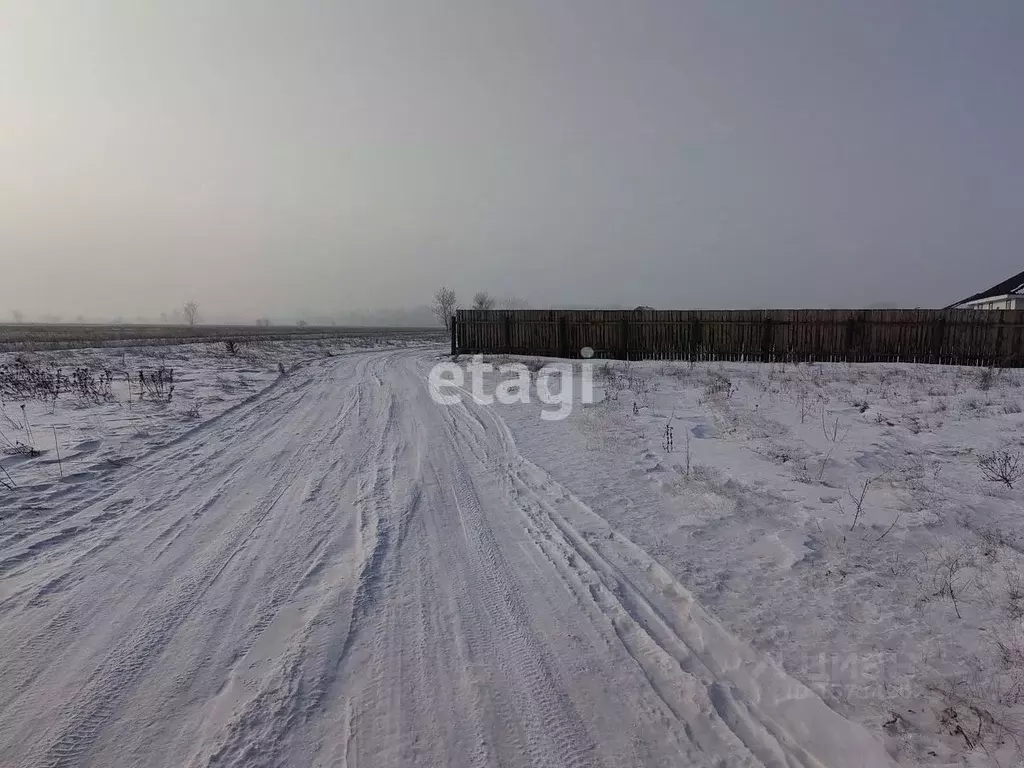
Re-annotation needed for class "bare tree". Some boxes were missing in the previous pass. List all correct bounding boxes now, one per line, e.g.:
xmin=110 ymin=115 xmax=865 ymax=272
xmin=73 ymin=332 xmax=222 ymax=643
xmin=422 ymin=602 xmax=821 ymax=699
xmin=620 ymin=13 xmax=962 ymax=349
xmin=501 ymin=297 xmax=530 ymax=310
xmin=11 ymin=310 xmax=24 ymax=323
xmin=182 ymin=301 xmax=199 ymax=326
xmin=432 ymin=286 xmax=458 ymax=331
xmin=472 ymin=291 xmax=495 ymax=311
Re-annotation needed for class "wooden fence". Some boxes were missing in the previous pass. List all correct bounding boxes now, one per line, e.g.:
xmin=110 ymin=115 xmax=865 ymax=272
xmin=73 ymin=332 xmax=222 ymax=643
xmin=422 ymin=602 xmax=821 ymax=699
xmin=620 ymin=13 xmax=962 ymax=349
xmin=452 ymin=309 xmax=1024 ymax=366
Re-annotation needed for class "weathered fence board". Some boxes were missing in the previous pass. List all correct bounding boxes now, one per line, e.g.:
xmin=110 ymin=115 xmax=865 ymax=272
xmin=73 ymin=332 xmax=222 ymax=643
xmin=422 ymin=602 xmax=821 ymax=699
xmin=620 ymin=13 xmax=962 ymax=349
xmin=453 ymin=309 xmax=1024 ymax=366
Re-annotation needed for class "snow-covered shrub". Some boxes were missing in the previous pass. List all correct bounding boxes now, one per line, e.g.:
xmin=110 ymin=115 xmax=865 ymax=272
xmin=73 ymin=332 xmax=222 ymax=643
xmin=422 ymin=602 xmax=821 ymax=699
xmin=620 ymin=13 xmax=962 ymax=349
xmin=979 ymin=449 xmax=1023 ymax=489
xmin=702 ymin=371 xmax=733 ymax=401
xmin=978 ymin=367 xmax=996 ymax=392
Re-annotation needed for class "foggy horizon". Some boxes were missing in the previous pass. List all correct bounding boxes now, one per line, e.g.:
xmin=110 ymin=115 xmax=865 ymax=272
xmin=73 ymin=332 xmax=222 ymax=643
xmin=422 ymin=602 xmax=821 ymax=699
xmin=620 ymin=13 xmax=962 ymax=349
xmin=3 ymin=1 xmax=1022 ymax=322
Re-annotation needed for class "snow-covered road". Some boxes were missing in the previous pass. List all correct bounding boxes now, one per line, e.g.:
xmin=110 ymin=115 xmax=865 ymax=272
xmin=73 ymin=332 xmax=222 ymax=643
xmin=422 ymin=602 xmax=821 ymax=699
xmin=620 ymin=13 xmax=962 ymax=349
xmin=0 ymin=350 xmax=895 ymax=767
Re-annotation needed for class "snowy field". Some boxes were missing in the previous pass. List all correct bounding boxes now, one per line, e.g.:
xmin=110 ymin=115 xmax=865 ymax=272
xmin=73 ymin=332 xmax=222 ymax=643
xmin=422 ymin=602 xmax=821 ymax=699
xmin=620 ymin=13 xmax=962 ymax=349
xmin=0 ymin=341 xmax=1021 ymax=766
xmin=0 ymin=336 xmax=433 ymax=489
xmin=487 ymin=355 xmax=1024 ymax=767
xmin=0 ymin=323 xmax=442 ymax=351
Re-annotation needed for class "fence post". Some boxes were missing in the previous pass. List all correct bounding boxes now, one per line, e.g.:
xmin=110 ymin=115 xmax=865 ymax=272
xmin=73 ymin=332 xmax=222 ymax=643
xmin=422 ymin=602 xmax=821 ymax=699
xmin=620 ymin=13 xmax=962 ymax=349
xmin=760 ymin=317 xmax=774 ymax=362
xmin=690 ymin=318 xmax=702 ymax=361
xmin=557 ymin=314 xmax=569 ymax=358
xmin=930 ymin=316 xmax=946 ymax=364
xmin=995 ymin=311 xmax=1006 ymax=367
xmin=504 ymin=314 xmax=512 ymax=353
xmin=844 ymin=315 xmax=866 ymax=362
xmin=450 ymin=316 xmax=457 ymax=356
xmin=620 ymin=316 xmax=630 ymax=360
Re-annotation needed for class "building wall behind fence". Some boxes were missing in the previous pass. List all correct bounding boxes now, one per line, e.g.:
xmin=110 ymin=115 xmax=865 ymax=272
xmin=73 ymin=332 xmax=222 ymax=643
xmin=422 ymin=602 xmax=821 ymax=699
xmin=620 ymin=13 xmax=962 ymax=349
xmin=453 ymin=309 xmax=1024 ymax=366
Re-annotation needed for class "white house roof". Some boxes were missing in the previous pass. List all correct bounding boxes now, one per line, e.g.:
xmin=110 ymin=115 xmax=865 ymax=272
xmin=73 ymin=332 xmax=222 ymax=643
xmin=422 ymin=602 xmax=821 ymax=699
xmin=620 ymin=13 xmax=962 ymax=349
xmin=947 ymin=269 xmax=1024 ymax=308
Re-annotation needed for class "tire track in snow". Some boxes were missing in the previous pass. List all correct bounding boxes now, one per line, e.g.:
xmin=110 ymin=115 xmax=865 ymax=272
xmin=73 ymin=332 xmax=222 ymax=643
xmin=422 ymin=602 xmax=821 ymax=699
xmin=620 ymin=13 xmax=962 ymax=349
xmin=0 ymin=365 xmax=319 ymax=580
xmin=1 ymin=355 xmax=368 ymax=766
xmin=29 ymin=473 xmax=302 ymax=768
xmin=0 ymin=349 xmax=898 ymax=767
xmin=449 ymin=377 xmax=897 ymax=768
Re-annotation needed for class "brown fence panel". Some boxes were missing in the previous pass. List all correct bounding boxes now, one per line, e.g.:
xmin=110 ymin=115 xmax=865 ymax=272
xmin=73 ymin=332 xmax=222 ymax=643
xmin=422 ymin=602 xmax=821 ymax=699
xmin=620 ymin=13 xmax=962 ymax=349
xmin=454 ymin=309 xmax=1024 ymax=366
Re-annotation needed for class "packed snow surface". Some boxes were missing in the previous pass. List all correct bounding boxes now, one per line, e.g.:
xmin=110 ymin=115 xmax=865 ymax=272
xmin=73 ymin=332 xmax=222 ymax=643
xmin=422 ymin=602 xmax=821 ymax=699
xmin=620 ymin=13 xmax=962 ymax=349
xmin=3 ymin=344 xmax=1020 ymax=766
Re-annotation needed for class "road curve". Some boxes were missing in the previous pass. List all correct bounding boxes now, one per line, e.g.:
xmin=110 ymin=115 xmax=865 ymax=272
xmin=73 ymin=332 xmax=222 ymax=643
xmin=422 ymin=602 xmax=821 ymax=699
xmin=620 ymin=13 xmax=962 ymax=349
xmin=0 ymin=349 xmax=895 ymax=767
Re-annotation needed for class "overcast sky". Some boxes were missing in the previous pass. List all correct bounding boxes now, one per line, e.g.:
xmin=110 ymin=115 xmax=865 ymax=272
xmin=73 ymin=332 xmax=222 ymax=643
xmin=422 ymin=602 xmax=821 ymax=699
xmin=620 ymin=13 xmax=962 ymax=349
xmin=2 ymin=1 xmax=1022 ymax=321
